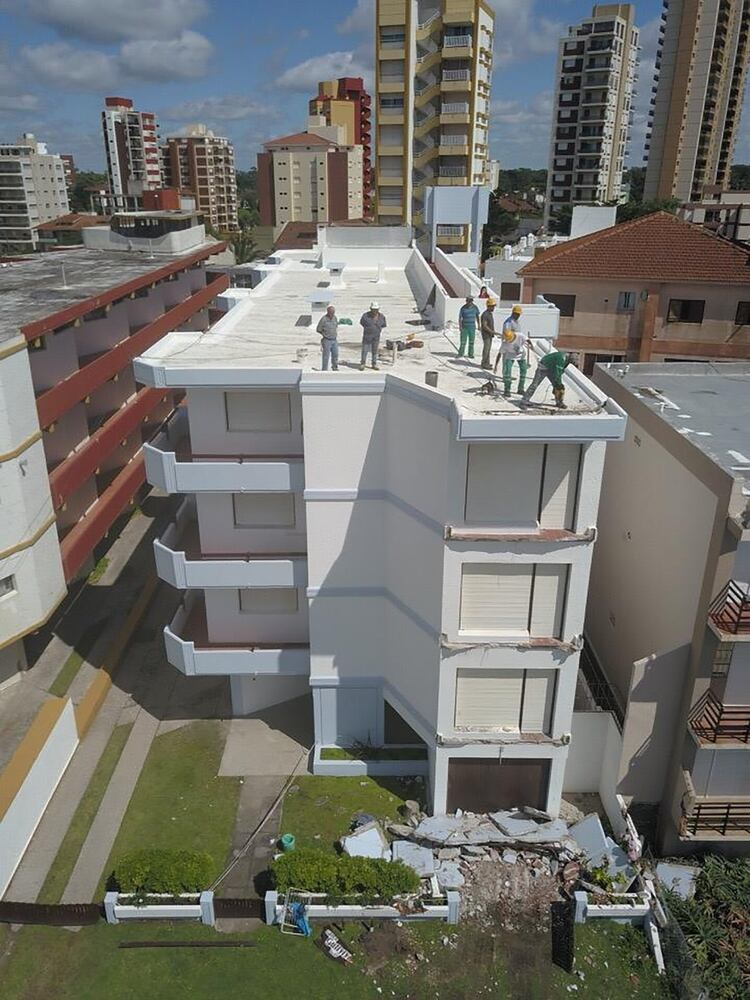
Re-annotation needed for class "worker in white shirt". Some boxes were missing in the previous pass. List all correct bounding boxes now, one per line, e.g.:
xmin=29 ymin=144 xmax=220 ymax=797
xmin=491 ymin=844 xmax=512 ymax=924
xmin=494 ymin=304 xmax=528 ymax=397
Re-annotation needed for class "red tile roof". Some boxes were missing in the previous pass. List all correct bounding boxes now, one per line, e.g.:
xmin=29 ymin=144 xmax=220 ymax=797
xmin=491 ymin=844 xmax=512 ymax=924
xmin=519 ymin=211 xmax=750 ymax=285
xmin=36 ymin=213 xmax=109 ymax=232
xmin=264 ymin=130 xmax=339 ymax=149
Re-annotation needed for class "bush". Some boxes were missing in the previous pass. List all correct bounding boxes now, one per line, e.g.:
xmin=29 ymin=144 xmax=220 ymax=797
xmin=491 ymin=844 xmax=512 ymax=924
xmin=114 ymin=848 xmax=214 ymax=898
xmin=271 ymin=848 xmax=420 ymax=900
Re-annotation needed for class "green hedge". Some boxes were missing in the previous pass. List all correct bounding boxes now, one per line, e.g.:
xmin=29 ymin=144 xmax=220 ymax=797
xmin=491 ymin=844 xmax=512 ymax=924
xmin=114 ymin=848 xmax=214 ymax=897
xmin=271 ymin=848 xmax=420 ymax=901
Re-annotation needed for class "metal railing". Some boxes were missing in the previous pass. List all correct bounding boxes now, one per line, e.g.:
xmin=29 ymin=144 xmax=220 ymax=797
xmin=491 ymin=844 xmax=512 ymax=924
xmin=442 ymin=102 xmax=470 ymax=114
xmin=416 ymin=113 xmax=438 ymax=128
xmin=437 ymin=225 xmax=463 ymax=236
xmin=444 ymin=35 xmax=472 ymax=47
xmin=442 ymin=69 xmax=471 ymax=81
xmin=689 ymin=689 xmax=750 ymax=743
xmin=418 ymin=9 xmax=441 ymax=29
xmin=438 ymin=166 xmax=467 ymax=177
xmin=578 ymin=638 xmax=625 ymax=731
xmin=684 ymin=800 xmax=750 ymax=836
xmin=440 ymin=134 xmax=469 ymax=145
xmin=709 ymin=580 xmax=750 ymax=634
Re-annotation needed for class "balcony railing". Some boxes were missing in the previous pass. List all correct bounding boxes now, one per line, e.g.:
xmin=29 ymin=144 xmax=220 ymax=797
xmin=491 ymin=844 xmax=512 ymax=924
xmin=443 ymin=69 xmax=471 ymax=81
xmin=439 ymin=166 xmax=466 ymax=177
xmin=689 ymin=689 xmax=750 ymax=743
xmin=440 ymin=134 xmax=469 ymax=145
xmin=436 ymin=225 xmax=463 ymax=236
xmin=683 ymin=799 xmax=750 ymax=837
xmin=444 ymin=35 xmax=472 ymax=47
xmin=442 ymin=103 xmax=470 ymax=114
xmin=709 ymin=581 xmax=750 ymax=635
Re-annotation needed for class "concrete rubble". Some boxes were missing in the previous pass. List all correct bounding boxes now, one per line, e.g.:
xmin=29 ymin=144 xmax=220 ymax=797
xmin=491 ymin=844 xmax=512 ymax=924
xmin=341 ymin=820 xmax=390 ymax=860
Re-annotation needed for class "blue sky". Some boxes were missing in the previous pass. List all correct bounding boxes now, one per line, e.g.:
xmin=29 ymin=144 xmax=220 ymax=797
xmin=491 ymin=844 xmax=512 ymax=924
xmin=0 ymin=0 xmax=747 ymax=173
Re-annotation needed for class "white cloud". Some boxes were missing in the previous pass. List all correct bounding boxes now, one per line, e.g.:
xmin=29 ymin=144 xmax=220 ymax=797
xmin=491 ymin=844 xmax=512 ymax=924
xmin=119 ymin=30 xmax=213 ymax=81
xmin=337 ymin=0 xmax=373 ymax=35
xmin=489 ymin=90 xmax=553 ymax=168
xmin=0 ymin=43 xmax=39 ymax=109
xmin=21 ymin=41 xmax=118 ymax=90
xmin=20 ymin=0 xmax=208 ymax=43
xmin=0 ymin=94 xmax=39 ymax=111
xmin=163 ymin=95 xmax=272 ymax=122
xmin=276 ymin=51 xmax=370 ymax=92
xmin=489 ymin=0 xmax=562 ymax=67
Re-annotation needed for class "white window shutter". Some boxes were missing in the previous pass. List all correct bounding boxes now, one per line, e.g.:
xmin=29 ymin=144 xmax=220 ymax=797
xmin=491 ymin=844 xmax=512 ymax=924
xmin=454 ymin=669 xmax=523 ymax=728
xmin=460 ymin=565 xmax=533 ymax=633
xmin=540 ymin=445 xmax=580 ymax=529
xmin=465 ymin=443 xmax=544 ymax=527
xmin=530 ymin=566 xmax=568 ymax=637
xmin=521 ymin=670 xmax=556 ymax=734
xmin=225 ymin=391 xmax=292 ymax=432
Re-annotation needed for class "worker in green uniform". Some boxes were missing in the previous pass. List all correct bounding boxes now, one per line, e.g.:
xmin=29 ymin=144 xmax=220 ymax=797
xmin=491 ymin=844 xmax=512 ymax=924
xmin=495 ymin=304 xmax=528 ymax=397
xmin=457 ymin=295 xmax=480 ymax=358
xmin=520 ymin=350 xmax=580 ymax=409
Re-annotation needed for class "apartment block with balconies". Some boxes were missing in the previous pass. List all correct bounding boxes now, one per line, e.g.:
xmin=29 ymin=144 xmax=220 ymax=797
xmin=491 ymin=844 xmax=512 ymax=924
xmin=375 ymin=0 xmax=494 ymax=255
xmin=0 ymin=134 xmax=70 ymax=254
xmin=545 ymin=4 xmax=639 ymax=226
xmin=587 ymin=361 xmax=750 ymax=855
xmin=162 ymin=125 xmax=239 ymax=232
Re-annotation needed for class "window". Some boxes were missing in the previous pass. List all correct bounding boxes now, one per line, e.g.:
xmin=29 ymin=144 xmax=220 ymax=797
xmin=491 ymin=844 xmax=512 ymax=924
xmin=0 ymin=575 xmax=16 ymax=598
xmin=224 ymin=391 xmax=292 ymax=432
xmin=454 ymin=667 xmax=556 ymax=733
xmin=736 ymin=301 xmax=750 ymax=326
xmin=499 ymin=282 xmax=521 ymax=301
xmin=712 ymin=642 xmax=733 ymax=677
xmin=540 ymin=293 xmax=576 ymax=317
xmin=233 ymin=493 xmax=295 ymax=528
xmin=667 ymin=299 xmax=704 ymax=324
xmin=616 ymin=291 xmax=635 ymax=312
xmin=459 ymin=563 xmax=568 ymax=637
xmin=239 ymin=588 xmax=298 ymax=614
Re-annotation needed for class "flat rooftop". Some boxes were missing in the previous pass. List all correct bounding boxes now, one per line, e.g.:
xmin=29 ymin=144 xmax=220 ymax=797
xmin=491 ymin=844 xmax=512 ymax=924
xmin=598 ymin=362 xmax=750 ymax=482
xmin=0 ymin=245 xmax=211 ymax=345
xmin=137 ymin=250 xmax=619 ymax=426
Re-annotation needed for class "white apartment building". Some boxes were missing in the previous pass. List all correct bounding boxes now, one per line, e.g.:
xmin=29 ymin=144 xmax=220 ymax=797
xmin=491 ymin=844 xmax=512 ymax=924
xmin=0 ymin=134 xmax=70 ymax=253
xmin=375 ymin=0 xmax=494 ymax=255
xmin=135 ymin=226 xmax=627 ymax=817
xmin=101 ymin=97 xmax=162 ymax=211
xmin=545 ymin=4 xmax=639 ymax=225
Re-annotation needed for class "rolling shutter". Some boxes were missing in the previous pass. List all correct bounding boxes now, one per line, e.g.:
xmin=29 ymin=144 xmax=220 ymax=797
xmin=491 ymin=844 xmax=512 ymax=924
xmin=465 ymin=443 xmax=544 ymax=527
xmin=454 ymin=669 xmax=523 ymax=728
xmin=460 ymin=564 xmax=533 ymax=634
xmin=225 ymin=391 xmax=292 ymax=432
xmin=233 ymin=493 xmax=295 ymax=528
xmin=521 ymin=670 xmax=556 ymax=734
xmin=239 ymin=588 xmax=299 ymax=613
xmin=540 ymin=444 xmax=580 ymax=529
xmin=530 ymin=565 xmax=568 ymax=637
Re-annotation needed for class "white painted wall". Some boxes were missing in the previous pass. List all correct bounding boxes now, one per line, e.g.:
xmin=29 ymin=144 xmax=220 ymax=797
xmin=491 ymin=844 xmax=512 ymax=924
xmin=187 ymin=388 xmax=304 ymax=457
xmin=230 ymin=675 xmax=310 ymax=715
xmin=82 ymin=224 xmax=208 ymax=254
xmin=0 ymin=699 xmax=78 ymax=896
xmin=204 ymin=587 xmax=309 ymax=645
xmin=565 ymin=710 xmax=625 ymax=834
xmin=195 ymin=492 xmax=306 ymax=554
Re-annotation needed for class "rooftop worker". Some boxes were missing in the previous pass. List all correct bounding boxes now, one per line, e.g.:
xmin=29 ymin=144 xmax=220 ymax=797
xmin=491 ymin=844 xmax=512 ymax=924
xmin=480 ymin=297 xmax=497 ymax=370
xmin=457 ymin=294 xmax=480 ymax=358
xmin=317 ymin=304 xmax=339 ymax=371
xmin=520 ymin=350 xmax=580 ymax=410
xmin=494 ymin=305 xmax=527 ymax=397
xmin=359 ymin=301 xmax=386 ymax=371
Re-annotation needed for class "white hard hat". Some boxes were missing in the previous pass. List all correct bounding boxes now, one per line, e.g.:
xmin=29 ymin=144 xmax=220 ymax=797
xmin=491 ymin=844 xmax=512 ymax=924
xmin=369 ymin=301 xmax=379 ymax=310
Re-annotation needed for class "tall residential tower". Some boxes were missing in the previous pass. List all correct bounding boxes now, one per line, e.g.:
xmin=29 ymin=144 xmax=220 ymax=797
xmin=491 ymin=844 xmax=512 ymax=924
xmin=0 ymin=134 xmax=69 ymax=253
xmin=101 ymin=97 xmax=162 ymax=211
xmin=545 ymin=4 xmax=639 ymax=225
xmin=375 ymin=0 xmax=495 ymax=254
xmin=309 ymin=77 xmax=373 ymax=219
xmin=162 ymin=125 xmax=239 ymax=232
xmin=644 ymin=0 xmax=750 ymax=202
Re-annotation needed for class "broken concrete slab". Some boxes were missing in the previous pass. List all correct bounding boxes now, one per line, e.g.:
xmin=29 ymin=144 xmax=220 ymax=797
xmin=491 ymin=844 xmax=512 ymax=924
xmin=391 ymin=840 xmax=435 ymax=878
xmin=558 ymin=799 xmax=586 ymax=825
xmin=490 ymin=811 xmax=540 ymax=838
xmin=436 ymin=861 xmax=464 ymax=890
xmin=568 ymin=813 xmax=609 ymax=867
xmin=519 ymin=819 xmax=569 ymax=844
xmin=387 ymin=823 xmax=416 ymax=839
xmin=522 ymin=806 xmax=553 ymax=823
xmin=413 ymin=815 xmax=464 ymax=843
xmin=340 ymin=820 xmax=389 ymax=860
xmin=656 ymin=862 xmax=700 ymax=901
xmin=502 ymin=849 xmax=518 ymax=865
xmin=438 ymin=847 xmax=461 ymax=861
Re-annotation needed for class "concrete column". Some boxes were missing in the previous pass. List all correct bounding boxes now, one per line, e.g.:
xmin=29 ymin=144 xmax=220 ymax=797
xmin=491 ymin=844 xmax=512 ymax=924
xmin=200 ymin=890 xmax=215 ymax=926
xmin=446 ymin=890 xmax=461 ymax=924
xmin=264 ymin=890 xmax=279 ymax=925
xmin=574 ymin=890 xmax=588 ymax=924
xmin=545 ymin=749 xmax=567 ymax=817
xmin=104 ymin=891 xmax=119 ymax=924
xmin=637 ymin=288 xmax=659 ymax=362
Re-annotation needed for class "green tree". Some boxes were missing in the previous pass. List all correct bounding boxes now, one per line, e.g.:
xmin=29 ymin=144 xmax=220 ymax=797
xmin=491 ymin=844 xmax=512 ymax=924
xmin=229 ymin=228 xmax=258 ymax=264
xmin=623 ymin=166 xmax=645 ymax=203
xmin=548 ymin=203 xmax=574 ymax=236
xmin=730 ymin=164 xmax=750 ymax=190
xmin=616 ymin=197 xmax=679 ymax=223
xmin=496 ymin=168 xmax=547 ymax=196
xmin=68 ymin=170 xmax=108 ymax=213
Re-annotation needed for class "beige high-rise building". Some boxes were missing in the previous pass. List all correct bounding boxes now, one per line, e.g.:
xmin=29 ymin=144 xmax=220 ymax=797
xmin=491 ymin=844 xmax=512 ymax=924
xmin=545 ymin=4 xmax=639 ymax=226
xmin=375 ymin=0 xmax=495 ymax=253
xmin=162 ymin=125 xmax=239 ymax=232
xmin=644 ymin=0 xmax=750 ymax=203
xmin=0 ymin=133 xmax=70 ymax=253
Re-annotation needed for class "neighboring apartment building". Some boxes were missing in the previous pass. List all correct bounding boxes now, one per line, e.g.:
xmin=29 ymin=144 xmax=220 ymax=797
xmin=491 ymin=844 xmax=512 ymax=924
xmin=257 ymin=128 xmax=364 ymax=228
xmin=60 ymin=154 xmax=75 ymax=195
xmin=375 ymin=0 xmax=495 ymax=255
xmin=588 ymin=362 xmax=750 ymax=853
xmin=162 ymin=125 xmax=239 ymax=232
xmin=0 ymin=220 xmax=228 ymax=690
xmin=518 ymin=211 xmax=750 ymax=374
xmin=679 ymin=187 xmax=750 ymax=244
xmin=644 ymin=0 xmax=750 ymax=202
xmin=134 ymin=226 xmax=627 ymax=818
xmin=0 ymin=134 xmax=70 ymax=253
xmin=102 ymin=97 xmax=162 ymax=211
xmin=545 ymin=4 xmax=639 ymax=225
xmin=309 ymin=77 xmax=373 ymax=220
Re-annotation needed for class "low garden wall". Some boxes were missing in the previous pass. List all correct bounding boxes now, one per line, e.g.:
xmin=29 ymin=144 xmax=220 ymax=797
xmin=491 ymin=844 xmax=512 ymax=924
xmin=312 ymin=744 xmax=429 ymax=778
xmin=264 ymin=889 xmax=459 ymax=925
xmin=104 ymin=890 xmax=215 ymax=925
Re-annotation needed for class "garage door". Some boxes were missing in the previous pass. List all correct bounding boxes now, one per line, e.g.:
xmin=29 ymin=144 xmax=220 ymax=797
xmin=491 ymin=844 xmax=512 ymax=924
xmin=447 ymin=758 xmax=550 ymax=813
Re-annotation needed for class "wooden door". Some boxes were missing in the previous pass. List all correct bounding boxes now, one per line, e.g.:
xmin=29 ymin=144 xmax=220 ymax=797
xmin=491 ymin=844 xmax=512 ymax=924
xmin=446 ymin=758 xmax=550 ymax=813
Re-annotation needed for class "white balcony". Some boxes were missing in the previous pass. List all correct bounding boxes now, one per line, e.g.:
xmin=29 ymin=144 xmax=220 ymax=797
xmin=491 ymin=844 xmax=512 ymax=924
xmin=164 ymin=593 xmax=310 ymax=677
xmin=154 ymin=500 xmax=307 ymax=590
xmin=144 ymin=411 xmax=304 ymax=494
xmin=444 ymin=35 xmax=472 ymax=48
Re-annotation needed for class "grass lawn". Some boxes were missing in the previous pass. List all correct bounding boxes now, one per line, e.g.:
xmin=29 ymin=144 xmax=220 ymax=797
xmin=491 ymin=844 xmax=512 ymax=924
xmin=320 ymin=747 xmax=428 ymax=761
xmin=0 ymin=914 xmax=669 ymax=1000
xmin=96 ymin=720 xmax=240 ymax=897
xmin=87 ymin=556 xmax=110 ymax=585
xmin=279 ymin=774 xmax=426 ymax=852
xmin=37 ymin=724 xmax=133 ymax=904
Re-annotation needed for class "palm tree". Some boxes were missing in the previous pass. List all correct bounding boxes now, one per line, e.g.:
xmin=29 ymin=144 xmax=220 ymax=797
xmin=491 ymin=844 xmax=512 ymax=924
xmin=229 ymin=228 xmax=258 ymax=265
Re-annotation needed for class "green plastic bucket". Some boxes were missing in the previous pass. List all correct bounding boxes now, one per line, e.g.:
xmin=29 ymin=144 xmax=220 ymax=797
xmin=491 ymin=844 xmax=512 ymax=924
xmin=280 ymin=833 xmax=296 ymax=853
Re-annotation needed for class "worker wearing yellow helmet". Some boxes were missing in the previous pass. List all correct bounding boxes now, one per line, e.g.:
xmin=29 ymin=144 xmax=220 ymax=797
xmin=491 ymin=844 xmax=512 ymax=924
xmin=494 ymin=304 xmax=528 ymax=397
xmin=479 ymin=297 xmax=497 ymax=369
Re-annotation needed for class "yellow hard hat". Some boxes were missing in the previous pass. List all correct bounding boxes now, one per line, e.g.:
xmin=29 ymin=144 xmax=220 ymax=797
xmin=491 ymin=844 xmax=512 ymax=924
xmin=511 ymin=304 xmax=523 ymax=315
xmin=486 ymin=297 xmax=497 ymax=306
xmin=503 ymin=329 xmax=515 ymax=342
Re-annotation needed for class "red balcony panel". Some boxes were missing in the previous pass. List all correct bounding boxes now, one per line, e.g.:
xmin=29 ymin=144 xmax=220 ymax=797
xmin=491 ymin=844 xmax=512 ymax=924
xmin=21 ymin=242 xmax=227 ymax=341
xmin=36 ymin=273 xmax=229 ymax=428
xmin=60 ymin=453 xmax=146 ymax=581
xmin=48 ymin=387 xmax=171 ymax=509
